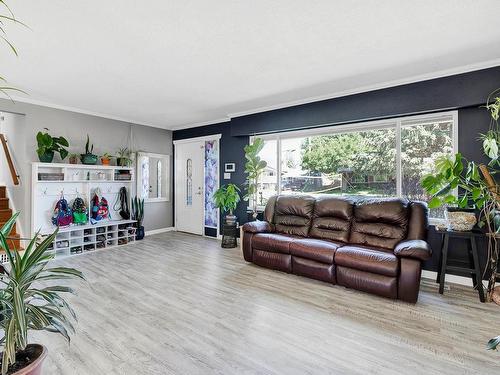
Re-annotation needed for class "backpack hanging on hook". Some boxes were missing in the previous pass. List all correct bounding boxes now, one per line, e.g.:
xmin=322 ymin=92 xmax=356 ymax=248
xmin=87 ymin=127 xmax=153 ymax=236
xmin=114 ymin=186 xmax=130 ymax=220
xmin=52 ymin=192 xmax=73 ymax=227
xmin=91 ymin=189 xmax=109 ymax=222
xmin=72 ymin=194 xmax=88 ymax=225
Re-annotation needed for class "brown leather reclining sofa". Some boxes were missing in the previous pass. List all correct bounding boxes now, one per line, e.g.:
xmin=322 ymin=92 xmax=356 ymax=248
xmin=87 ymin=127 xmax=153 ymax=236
xmin=242 ymin=195 xmax=431 ymax=303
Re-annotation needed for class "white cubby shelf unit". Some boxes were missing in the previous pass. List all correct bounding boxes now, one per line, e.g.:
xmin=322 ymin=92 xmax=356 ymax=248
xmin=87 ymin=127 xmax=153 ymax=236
xmin=32 ymin=162 xmax=137 ymax=258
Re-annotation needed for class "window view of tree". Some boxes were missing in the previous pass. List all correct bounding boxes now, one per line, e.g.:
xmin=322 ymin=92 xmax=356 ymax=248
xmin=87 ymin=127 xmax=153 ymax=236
xmin=257 ymin=139 xmax=278 ymax=206
xmin=299 ymin=128 xmax=396 ymax=197
xmin=401 ymin=120 xmax=453 ymax=217
xmin=255 ymin=114 xmax=455 ymax=218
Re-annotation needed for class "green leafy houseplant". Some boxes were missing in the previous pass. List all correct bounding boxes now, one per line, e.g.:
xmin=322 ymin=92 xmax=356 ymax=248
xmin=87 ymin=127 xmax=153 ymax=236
xmin=80 ymin=134 xmax=98 ymax=165
xmin=213 ymin=184 xmax=241 ymax=224
xmin=244 ymin=138 xmax=267 ymax=220
xmin=420 ymin=89 xmax=500 ymax=350
xmin=132 ymin=197 xmax=145 ymax=240
xmin=116 ymin=148 xmax=132 ymax=167
xmin=36 ymin=128 xmax=69 ymax=163
xmin=0 ymin=213 xmax=84 ymax=374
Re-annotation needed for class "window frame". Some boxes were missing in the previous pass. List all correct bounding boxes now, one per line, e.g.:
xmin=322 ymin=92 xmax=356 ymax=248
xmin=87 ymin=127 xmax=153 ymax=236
xmin=251 ymin=110 xmax=458 ymax=223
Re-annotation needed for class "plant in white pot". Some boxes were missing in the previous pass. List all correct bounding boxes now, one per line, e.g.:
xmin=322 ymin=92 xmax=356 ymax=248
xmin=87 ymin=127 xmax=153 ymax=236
xmin=0 ymin=213 xmax=85 ymax=374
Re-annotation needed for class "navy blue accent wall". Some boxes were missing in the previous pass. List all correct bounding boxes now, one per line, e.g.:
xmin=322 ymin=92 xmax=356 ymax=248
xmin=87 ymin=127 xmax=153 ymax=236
xmin=230 ymin=66 xmax=500 ymax=136
xmin=173 ymin=123 xmax=249 ymax=230
xmin=173 ymin=66 xmax=500 ymax=278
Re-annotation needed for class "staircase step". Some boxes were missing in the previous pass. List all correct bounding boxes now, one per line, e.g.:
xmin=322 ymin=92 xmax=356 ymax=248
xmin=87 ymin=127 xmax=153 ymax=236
xmin=6 ymin=233 xmax=20 ymax=249
xmin=0 ymin=221 xmax=16 ymax=235
xmin=0 ymin=186 xmax=5 ymax=199
xmin=0 ymin=209 xmax=13 ymax=221
xmin=0 ymin=198 xmax=8 ymax=210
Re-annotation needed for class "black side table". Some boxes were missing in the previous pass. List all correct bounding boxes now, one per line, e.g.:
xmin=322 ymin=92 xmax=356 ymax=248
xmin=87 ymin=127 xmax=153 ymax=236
xmin=222 ymin=224 xmax=238 ymax=248
xmin=436 ymin=229 xmax=485 ymax=302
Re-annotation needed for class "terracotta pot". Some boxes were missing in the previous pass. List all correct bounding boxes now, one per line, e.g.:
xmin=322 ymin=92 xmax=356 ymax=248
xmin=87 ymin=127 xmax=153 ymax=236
xmin=101 ymin=158 xmax=110 ymax=165
xmin=6 ymin=344 xmax=47 ymax=375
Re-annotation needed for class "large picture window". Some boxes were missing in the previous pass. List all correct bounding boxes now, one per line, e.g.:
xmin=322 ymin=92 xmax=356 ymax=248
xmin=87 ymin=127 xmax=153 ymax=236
xmin=254 ymin=111 xmax=457 ymax=219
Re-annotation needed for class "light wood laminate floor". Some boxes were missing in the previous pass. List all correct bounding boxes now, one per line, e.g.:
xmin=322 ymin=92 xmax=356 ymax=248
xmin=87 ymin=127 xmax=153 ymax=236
xmin=33 ymin=232 xmax=499 ymax=374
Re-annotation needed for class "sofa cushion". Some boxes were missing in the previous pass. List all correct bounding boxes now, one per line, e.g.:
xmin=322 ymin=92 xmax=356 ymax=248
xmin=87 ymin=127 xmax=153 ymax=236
xmin=252 ymin=233 xmax=294 ymax=254
xmin=274 ymin=195 xmax=315 ymax=237
xmin=350 ymin=199 xmax=409 ymax=250
xmin=336 ymin=266 xmax=398 ymax=299
xmin=289 ymin=238 xmax=340 ymax=264
xmin=310 ymin=196 xmax=354 ymax=243
xmin=335 ymin=245 xmax=399 ymax=277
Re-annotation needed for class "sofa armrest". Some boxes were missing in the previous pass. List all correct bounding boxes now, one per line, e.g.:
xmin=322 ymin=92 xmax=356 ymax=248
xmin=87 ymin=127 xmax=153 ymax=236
xmin=394 ymin=240 xmax=432 ymax=261
xmin=242 ymin=221 xmax=274 ymax=233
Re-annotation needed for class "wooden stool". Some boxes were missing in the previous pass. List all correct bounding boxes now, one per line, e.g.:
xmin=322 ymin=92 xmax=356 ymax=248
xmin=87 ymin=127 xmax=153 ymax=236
xmin=436 ymin=229 xmax=485 ymax=302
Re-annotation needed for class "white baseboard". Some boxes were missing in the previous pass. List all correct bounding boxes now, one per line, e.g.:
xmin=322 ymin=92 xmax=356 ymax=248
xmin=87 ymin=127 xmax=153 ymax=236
xmin=145 ymin=227 xmax=176 ymax=236
xmin=421 ymin=270 xmax=473 ymax=287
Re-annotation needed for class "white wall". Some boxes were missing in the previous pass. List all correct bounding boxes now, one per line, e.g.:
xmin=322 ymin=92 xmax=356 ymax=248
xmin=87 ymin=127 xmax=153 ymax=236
xmin=0 ymin=99 xmax=173 ymax=236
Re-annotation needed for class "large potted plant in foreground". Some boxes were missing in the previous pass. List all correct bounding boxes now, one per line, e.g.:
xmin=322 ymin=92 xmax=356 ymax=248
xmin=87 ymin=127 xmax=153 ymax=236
xmin=421 ymin=88 xmax=500 ymax=350
xmin=243 ymin=138 xmax=267 ymax=220
xmin=213 ymin=184 xmax=241 ymax=225
xmin=36 ymin=129 xmax=69 ymax=163
xmin=0 ymin=213 xmax=85 ymax=374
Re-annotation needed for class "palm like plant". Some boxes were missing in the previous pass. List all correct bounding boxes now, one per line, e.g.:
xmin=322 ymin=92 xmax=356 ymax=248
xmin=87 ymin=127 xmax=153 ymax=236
xmin=0 ymin=213 xmax=84 ymax=374
xmin=0 ymin=1 xmax=28 ymax=99
xmin=132 ymin=197 xmax=144 ymax=227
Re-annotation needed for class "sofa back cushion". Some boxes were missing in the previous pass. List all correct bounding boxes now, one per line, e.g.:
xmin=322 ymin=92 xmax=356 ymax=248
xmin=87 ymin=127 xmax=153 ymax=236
xmin=349 ymin=199 xmax=409 ymax=250
xmin=310 ymin=196 xmax=354 ymax=243
xmin=274 ymin=195 xmax=315 ymax=237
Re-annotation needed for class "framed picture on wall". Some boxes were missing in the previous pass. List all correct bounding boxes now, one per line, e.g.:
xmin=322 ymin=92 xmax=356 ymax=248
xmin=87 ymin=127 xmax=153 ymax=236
xmin=225 ymin=163 xmax=236 ymax=172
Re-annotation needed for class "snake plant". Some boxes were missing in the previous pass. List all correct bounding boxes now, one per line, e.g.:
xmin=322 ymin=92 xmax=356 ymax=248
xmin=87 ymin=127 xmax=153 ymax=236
xmin=0 ymin=213 xmax=85 ymax=374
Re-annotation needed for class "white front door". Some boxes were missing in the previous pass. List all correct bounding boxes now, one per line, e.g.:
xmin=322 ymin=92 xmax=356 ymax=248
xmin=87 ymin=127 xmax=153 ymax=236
xmin=175 ymin=140 xmax=204 ymax=235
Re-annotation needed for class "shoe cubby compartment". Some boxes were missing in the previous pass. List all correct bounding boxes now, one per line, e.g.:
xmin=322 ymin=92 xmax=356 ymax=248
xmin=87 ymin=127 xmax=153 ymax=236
xmin=38 ymin=219 xmax=137 ymax=260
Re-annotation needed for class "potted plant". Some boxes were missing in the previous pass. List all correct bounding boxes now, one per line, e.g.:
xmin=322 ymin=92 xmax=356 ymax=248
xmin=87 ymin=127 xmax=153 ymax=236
xmin=101 ymin=153 xmax=112 ymax=166
xmin=421 ymin=88 xmax=500 ymax=303
xmin=132 ymin=196 xmax=145 ymax=240
xmin=116 ymin=148 xmax=132 ymax=167
xmin=214 ymin=184 xmax=241 ymax=225
xmin=243 ymin=138 xmax=267 ymax=220
xmin=0 ymin=213 xmax=84 ymax=375
xmin=68 ymin=153 xmax=79 ymax=164
xmin=80 ymin=134 xmax=98 ymax=165
xmin=35 ymin=128 xmax=69 ymax=163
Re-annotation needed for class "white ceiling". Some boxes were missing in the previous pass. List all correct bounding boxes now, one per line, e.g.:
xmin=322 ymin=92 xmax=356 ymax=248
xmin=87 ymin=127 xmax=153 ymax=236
xmin=2 ymin=0 xmax=500 ymax=130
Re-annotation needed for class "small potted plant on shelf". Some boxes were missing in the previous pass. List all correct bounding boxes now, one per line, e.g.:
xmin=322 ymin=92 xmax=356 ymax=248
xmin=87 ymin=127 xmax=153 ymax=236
xmin=68 ymin=153 xmax=79 ymax=164
xmin=213 ymin=184 xmax=241 ymax=225
xmin=100 ymin=152 xmax=112 ymax=166
xmin=36 ymin=128 xmax=69 ymax=163
xmin=132 ymin=196 xmax=145 ymax=240
xmin=116 ymin=147 xmax=132 ymax=167
xmin=0 ymin=213 xmax=85 ymax=375
xmin=80 ymin=134 xmax=98 ymax=165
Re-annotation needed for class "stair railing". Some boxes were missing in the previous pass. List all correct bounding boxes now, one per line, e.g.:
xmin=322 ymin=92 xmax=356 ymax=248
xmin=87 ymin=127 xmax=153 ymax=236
xmin=0 ymin=133 xmax=20 ymax=185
